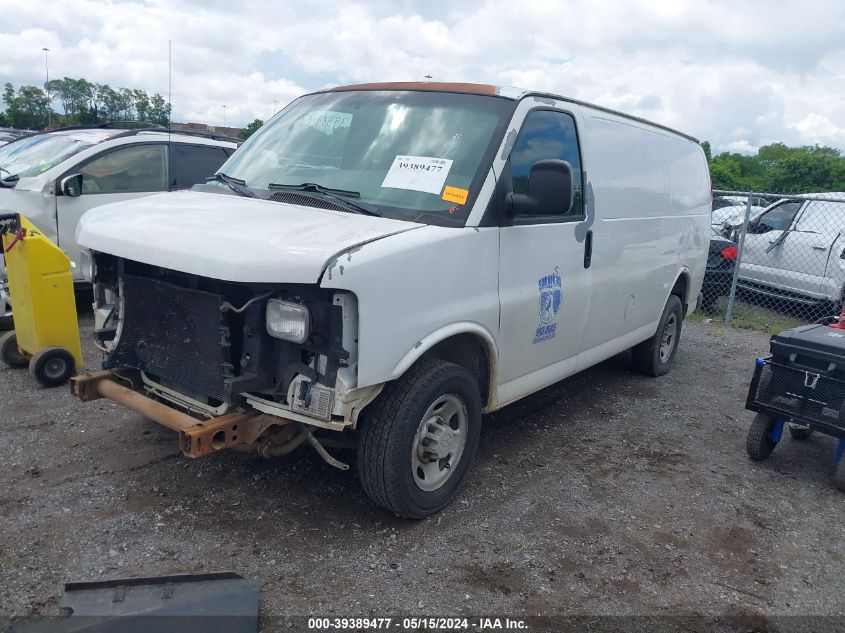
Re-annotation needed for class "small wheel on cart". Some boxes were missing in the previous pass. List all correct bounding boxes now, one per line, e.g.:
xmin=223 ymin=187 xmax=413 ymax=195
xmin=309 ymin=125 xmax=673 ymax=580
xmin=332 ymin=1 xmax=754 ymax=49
xmin=0 ymin=331 xmax=29 ymax=369
xmin=746 ymin=413 xmax=778 ymax=461
xmin=788 ymin=423 xmax=813 ymax=441
xmin=29 ymin=347 xmax=76 ymax=387
xmin=835 ymin=460 xmax=845 ymax=493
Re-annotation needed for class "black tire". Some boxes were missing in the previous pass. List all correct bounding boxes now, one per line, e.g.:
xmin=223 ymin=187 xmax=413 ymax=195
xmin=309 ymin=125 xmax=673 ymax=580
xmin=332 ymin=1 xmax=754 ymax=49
xmin=746 ymin=413 xmax=778 ymax=461
xmin=631 ymin=294 xmax=684 ymax=377
xmin=0 ymin=331 xmax=28 ymax=368
xmin=835 ymin=459 xmax=845 ymax=493
xmin=356 ymin=359 xmax=482 ymax=519
xmin=788 ymin=424 xmax=813 ymax=441
xmin=0 ymin=315 xmax=12 ymax=331
xmin=29 ymin=347 xmax=76 ymax=387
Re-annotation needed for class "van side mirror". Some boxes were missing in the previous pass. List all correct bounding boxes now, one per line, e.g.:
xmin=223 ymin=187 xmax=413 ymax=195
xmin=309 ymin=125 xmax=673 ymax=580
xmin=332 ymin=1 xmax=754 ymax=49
xmin=507 ymin=160 xmax=573 ymax=217
xmin=61 ymin=174 xmax=83 ymax=197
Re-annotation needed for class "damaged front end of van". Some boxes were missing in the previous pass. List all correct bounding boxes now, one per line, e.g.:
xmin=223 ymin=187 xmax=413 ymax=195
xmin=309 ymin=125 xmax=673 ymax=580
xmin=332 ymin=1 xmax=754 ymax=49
xmin=70 ymin=192 xmax=418 ymax=469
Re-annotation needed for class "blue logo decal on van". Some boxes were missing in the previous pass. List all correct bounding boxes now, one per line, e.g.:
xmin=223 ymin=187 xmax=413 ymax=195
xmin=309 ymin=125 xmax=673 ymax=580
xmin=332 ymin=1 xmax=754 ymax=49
xmin=533 ymin=267 xmax=562 ymax=344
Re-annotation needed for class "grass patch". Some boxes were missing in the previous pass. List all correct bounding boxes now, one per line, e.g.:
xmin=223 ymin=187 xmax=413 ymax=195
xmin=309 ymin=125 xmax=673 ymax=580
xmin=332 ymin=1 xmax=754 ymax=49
xmin=692 ymin=299 xmax=804 ymax=335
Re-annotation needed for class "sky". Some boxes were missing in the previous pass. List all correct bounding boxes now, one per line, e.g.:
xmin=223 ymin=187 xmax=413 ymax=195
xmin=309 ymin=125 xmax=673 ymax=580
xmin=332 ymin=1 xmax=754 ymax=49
xmin=1 ymin=0 xmax=844 ymax=154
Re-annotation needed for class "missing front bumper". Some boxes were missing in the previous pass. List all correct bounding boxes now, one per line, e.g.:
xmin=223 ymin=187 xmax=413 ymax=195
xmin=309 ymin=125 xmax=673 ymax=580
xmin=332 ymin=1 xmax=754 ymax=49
xmin=70 ymin=370 xmax=279 ymax=458
xmin=70 ymin=370 xmax=351 ymax=469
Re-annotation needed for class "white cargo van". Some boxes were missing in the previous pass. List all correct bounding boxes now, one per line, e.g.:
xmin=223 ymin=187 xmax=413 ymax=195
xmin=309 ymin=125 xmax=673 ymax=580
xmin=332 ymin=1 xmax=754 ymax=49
xmin=70 ymin=82 xmax=710 ymax=517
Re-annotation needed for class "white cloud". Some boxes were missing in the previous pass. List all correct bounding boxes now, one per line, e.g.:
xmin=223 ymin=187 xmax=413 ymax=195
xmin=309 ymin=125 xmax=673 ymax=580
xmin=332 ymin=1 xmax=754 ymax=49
xmin=791 ymin=113 xmax=845 ymax=146
xmin=0 ymin=0 xmax=843 ymax=153
xmin=722 ymin=140 xmax=760 ymax=154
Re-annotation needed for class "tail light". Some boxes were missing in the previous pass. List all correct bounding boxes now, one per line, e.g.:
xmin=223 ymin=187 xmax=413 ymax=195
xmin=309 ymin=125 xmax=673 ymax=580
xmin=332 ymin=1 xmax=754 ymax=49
xmin=720 ymin=246 xmax=738 ymax=260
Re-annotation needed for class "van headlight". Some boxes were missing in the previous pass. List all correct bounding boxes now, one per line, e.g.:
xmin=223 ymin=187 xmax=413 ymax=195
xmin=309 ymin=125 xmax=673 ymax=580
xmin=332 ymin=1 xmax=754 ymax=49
xmin=266 ymin=299 xmax=310 ymax=343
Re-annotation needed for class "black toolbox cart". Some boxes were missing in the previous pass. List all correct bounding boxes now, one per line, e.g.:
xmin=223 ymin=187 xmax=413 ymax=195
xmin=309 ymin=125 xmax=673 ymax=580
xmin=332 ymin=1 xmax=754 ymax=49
xmin=745 ymin=322 xmax=845 ymax=491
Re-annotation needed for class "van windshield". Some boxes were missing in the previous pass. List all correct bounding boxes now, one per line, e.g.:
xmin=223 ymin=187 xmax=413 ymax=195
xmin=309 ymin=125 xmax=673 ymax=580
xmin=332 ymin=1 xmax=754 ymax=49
xmin=217 ymin=90 xmax=514 ymax=225
xmin=0 ymin=130 xmax=118 ymax=179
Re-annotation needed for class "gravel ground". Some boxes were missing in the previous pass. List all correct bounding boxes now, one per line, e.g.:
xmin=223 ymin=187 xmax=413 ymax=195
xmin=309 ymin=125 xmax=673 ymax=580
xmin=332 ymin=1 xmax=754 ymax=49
xmin=1 ymin=314 xmax=843 ymax=626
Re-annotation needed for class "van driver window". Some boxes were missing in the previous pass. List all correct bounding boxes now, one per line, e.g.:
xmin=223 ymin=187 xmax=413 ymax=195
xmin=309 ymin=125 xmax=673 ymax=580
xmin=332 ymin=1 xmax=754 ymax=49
xmin=80 ymin=144 xmax=168 ymax=194
xmin=510 ymin=110 xmax=583 ymax=217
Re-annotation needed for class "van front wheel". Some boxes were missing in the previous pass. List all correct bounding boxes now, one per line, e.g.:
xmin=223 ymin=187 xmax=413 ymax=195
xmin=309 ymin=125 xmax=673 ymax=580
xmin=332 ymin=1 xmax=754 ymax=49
xmin=632 ymin=294 xmax=683 ymax=377
xmin=357 ymin=359 xmax=482 ymax=519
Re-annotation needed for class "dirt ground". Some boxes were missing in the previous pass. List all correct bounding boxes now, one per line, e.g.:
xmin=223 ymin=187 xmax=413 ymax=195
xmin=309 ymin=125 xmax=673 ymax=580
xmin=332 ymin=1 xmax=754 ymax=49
xmin=1 ymin=314 xmax=843 ymax=627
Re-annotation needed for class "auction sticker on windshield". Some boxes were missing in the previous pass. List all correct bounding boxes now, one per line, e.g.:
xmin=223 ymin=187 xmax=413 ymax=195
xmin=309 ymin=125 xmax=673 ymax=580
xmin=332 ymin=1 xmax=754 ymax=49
xmin=381 ymin=155 xmax=453 ymax=195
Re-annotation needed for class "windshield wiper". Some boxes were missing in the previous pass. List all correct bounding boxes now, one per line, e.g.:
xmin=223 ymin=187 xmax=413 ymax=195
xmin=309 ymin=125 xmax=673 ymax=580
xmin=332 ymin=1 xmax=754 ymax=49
xmin=208 ymin=172 xmax=254 ymax=198
xmin=267 ymin=182 xmax=382 ymax=217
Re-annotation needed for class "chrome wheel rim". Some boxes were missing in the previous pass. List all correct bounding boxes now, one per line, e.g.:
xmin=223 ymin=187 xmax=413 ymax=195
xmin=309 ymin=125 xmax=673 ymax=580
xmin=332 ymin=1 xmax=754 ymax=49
xmin=411 ymin=394 xmax=468 ymax=492
xmin=44 ymin=357 xmax=67 ymax=380
xmin=659 ymin=313 xmax=678 ymax=363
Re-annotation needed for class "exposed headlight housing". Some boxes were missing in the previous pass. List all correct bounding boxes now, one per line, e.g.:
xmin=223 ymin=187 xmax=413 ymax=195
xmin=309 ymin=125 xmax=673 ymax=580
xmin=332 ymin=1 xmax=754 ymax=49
xmin=266 ymin=299 xmax=310 ymax=343
xmin=79 ymin=248 xmax=95 ymax=282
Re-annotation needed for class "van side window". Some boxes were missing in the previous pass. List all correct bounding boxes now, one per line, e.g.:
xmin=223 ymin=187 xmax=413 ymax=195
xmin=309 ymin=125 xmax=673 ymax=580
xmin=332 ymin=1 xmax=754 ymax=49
xmin=80 ymin=144 xmax=167 ymax=194
xmin=510 ymin=110 xmax=583 ymax=218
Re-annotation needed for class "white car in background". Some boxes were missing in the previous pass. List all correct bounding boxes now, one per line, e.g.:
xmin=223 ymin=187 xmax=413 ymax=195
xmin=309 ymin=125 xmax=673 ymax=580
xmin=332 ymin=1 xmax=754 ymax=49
xmin=736 ymin=194 xmax=845 ymax=308
xmin=0 ymin=126 xmax=239 ymax=328
xmin=711 ymin=203 xmax=765 ymax=227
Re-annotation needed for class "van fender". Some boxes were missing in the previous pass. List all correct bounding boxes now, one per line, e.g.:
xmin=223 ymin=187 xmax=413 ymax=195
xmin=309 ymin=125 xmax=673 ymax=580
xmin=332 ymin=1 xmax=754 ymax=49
xmin=389 ymin=321 xmax=499 ymax=409
xmin=669 ymin=266 xmax=693 ymax=316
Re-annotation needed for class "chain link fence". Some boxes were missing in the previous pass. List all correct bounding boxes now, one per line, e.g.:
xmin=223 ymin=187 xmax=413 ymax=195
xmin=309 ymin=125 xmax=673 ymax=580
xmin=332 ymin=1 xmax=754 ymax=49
xmin=698 ymin=189 xmax=845 ymax=330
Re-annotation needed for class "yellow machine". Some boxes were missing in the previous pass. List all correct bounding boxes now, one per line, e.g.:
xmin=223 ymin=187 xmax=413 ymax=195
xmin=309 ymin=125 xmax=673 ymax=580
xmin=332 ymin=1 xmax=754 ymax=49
xmin=0 ymin=212 xmax=82 ymax=387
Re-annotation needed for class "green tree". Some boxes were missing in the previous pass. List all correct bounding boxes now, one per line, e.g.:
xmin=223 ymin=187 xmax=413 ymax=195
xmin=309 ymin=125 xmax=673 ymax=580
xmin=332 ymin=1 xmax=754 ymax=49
xmin=2 ymin=82 xmax=53 ymax=129
xmin=148 ymin=93 xmax=171 ymax=126
xmin=241 ymin=118 xmax=264 ymax=139
xmin=133 ymin=89 xmax=150 ymax=123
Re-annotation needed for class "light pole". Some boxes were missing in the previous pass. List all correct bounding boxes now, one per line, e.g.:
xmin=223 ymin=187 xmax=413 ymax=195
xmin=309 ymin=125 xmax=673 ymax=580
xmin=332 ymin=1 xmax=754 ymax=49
xmin=42 ymin=47 xmax=51 ymax=126
xmin=222 ymin=105 xmax=227 ymax=128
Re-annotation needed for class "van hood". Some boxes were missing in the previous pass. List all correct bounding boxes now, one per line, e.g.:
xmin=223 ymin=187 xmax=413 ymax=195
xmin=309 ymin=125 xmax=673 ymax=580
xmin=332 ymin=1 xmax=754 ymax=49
xmin=76 ymin=190 xmax=424 ymax=284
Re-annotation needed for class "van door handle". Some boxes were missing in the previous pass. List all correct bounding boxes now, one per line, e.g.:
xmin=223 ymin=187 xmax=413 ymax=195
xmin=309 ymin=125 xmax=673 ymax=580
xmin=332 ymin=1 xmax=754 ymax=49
xmin=584 ymin=230 xmax=593 ymax=269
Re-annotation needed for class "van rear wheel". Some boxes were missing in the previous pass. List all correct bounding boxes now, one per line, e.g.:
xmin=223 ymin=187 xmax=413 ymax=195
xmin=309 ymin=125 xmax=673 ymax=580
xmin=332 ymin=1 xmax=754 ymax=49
xmin=356 ymin=359 xmax=482 ymax=519
xmin=631 ymin=294 xmax=683 ymax=377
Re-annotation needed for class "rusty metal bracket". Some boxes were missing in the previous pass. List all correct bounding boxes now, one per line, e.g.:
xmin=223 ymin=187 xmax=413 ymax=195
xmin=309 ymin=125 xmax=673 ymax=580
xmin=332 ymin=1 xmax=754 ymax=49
xmin=71 ymin=370 xmax=287 ymax=459
xmin=178 ymin=412 xmax=282 ymax=458
xmin=70 ymin=370 xmax=115 ymax=402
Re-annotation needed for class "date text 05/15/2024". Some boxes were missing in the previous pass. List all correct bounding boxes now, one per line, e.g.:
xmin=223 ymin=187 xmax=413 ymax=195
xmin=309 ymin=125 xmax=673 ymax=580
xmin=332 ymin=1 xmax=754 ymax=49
xmin=306 ymin=617 xmax=529 ymax=630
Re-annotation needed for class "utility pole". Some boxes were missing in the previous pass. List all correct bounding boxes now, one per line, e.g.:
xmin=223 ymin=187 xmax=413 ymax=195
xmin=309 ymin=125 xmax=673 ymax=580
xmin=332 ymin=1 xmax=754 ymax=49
xmin=42 ymin=47 xmax=51 ymax=126
xmin=222 ymin=105 xmax=227 ymax=128
xmin=168 ymin=39 xmax=172 ymax=128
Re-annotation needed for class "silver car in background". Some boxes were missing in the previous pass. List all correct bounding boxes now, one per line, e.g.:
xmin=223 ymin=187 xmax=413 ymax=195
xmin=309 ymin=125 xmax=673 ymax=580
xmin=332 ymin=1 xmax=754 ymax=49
xmin=735 ymin=193 xmax=845 ymax=309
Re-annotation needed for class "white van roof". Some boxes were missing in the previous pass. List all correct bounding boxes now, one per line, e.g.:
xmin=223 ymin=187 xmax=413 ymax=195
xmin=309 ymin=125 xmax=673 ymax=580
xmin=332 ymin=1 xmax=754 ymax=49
xmin=319 ymin=81 xmax=700 ymax=144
